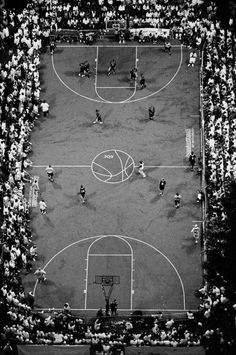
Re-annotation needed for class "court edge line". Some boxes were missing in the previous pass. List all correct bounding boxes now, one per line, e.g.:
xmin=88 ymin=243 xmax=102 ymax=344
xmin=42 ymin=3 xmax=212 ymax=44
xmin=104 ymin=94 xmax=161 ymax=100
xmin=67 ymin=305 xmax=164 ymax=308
xmin=33 ymin=308 xmax=196 ymax=312
xmin=56 ymin=45 xmax=183 ymax=48
xmin=33 ymin=235 xmax=186 ymax=310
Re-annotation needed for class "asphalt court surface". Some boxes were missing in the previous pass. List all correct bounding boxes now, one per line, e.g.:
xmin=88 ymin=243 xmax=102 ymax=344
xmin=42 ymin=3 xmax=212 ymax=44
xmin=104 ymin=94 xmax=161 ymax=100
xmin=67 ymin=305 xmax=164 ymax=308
xmin=23 ymin=43 xmax=202 ymax=312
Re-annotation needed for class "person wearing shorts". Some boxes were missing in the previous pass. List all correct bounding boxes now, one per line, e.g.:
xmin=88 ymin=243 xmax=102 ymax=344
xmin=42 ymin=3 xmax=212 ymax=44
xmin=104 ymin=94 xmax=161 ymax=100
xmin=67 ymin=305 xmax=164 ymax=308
xmin=148 ymin=106 xmax=155 ymax=120
xmin=93 ymin=109 xmax=103 ymax=124
xmin=108 ymin=59 xmax=116 ymax=76
xmin=138 ymin=161 xmax=146 ymax=178
xmin=45 ymin=165 xmax=54 ymax=182
xmin=174 ymin=193 xmax=181 ymax=208
xmin=79 ymin=185 xmax=86 ymax=203
xmin=140 ymin=74 xmax=146 ymax=89
xmin=159 ymin=178 xmax=166 ymax=195
xmin=39 ymin=199 xmax=47 ymax=214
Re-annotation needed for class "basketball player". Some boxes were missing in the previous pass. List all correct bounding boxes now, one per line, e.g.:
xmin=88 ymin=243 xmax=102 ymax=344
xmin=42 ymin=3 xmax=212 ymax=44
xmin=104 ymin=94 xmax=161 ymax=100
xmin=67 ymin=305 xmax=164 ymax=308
xmin=93 ymin=109 xmax=103 ymax=124
xmin=108 ymin=59 xmax=116 ymax=76
xmin=148 ymin=106 xmax=155 ymax=120
xmin=45 ymin=165 xmax=54 ymax=182
xmin=138 ymin=161 xmax=146 ymax=178
xmin=79 ymin=185 xmax=86 ymax=203
xmin=174 ymin=193 xmax=181 ymax=208
xmin=159 ymin=178 xmax=166 ymax=195
xmin=140 ymin=74 xmax=146 ymax=89
xmin=130 ymin=67 xmax=137 ymax=81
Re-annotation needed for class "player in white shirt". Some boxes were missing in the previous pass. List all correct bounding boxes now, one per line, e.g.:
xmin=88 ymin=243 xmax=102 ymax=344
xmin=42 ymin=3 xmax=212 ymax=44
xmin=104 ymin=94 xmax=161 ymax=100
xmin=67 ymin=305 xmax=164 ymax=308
xmin=45 ymin=165 xmax=54 ymax=182
xmin=39 ymin=199 xmax=47 ymax=214
xmin=138 ymin=161 xmax=146 ymax=178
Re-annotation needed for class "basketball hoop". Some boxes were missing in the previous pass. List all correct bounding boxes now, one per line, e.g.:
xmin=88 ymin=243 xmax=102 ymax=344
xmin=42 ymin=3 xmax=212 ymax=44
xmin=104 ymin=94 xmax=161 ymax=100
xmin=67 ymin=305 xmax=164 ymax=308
xmin=95 ymin=275 xmax=120 ymax=314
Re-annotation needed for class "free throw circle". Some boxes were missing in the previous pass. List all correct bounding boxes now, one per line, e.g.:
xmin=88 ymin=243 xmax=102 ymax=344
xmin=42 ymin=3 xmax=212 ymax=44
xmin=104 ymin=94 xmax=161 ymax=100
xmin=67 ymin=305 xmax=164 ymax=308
xmin=91 ymin=149 xmax=135 ymax=183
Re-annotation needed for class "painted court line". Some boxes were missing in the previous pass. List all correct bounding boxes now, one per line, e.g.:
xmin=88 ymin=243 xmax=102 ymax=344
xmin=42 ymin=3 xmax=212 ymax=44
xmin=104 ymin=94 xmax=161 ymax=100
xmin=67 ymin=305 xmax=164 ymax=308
xmin=33 ymin=235 xmax=185 ymax=310
xmin=32 ymin=165 xmax=91 ymax=168
xmin=89 ymin=253 xmax=131 ymax=257
xmin=56 ymin=45 xmax=183 ymax=48
xmin=52 ymin=45 xmax=183 ymax=104
xmin=33 ymin=308 xmax=195 ymax=312
xmin=32 ymin=165 xmax=187 ymax=168
xmin=97 ymin=86 xmax=135 ymax=89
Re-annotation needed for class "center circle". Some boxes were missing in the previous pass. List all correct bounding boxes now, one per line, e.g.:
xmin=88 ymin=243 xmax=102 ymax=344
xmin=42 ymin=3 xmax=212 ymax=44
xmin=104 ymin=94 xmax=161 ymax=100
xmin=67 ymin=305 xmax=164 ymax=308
xmin=91 ymin=149 xmax=135 ymax=183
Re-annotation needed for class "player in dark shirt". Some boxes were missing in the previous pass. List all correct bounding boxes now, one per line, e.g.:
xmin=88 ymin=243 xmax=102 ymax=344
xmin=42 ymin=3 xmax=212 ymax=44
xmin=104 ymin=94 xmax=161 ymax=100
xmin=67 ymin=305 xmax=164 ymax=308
xmin=108 ymin=59 xmax=116 ymax=76
xmin=140 ymin=73 xmax=146 ymax=89
xmin=130 ymin=67 xmax=137 ymax=81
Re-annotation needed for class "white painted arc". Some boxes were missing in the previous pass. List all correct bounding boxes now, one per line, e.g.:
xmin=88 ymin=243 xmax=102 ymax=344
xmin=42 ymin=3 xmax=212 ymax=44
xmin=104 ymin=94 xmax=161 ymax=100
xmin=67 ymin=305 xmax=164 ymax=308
xmin=33 ymin=235 xmax=186 ymax=310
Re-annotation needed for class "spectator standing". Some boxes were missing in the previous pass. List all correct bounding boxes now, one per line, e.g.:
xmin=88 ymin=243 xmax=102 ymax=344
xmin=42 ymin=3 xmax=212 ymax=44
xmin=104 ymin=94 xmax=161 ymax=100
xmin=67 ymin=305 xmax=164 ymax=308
xmin=188 ymin=50 xmax=197 ymax=67
xmin=174 ymin=193 xmax=181 ymax=208
xmin=50 ymin=40 xmax=56 ymax=55
xmin=110 ymin=299 xmax=118 ymax=315
xmin=159 ymin=178 xmax=166 ymax=195
xmin=28 ymin=291 xmax=35 ymax=308
xmin=40 ymin=100 xmax=50 ymax=117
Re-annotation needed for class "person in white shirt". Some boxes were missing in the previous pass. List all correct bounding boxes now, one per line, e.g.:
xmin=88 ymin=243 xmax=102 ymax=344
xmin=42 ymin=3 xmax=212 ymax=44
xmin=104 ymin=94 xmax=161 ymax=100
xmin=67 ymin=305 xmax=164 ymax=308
xmin=40 ymin=99 xmax=50 ymax=117
xmin=138 ymin=161 xmax=146 ymax=178
xmin=39 ymin=199 xmax=47 ymax=214
xmin=45 ymin=165 xmax=54 ymax=182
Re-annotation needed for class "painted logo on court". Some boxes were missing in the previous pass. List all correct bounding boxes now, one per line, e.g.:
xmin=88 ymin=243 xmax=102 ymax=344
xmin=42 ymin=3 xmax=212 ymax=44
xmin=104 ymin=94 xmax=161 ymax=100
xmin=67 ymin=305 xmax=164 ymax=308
xmin=91 ymin=149 xmax=135 ymax=183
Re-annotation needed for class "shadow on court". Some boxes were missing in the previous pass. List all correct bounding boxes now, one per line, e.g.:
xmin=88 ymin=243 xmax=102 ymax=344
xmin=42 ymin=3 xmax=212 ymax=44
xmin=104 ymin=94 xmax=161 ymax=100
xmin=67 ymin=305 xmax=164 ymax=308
xmin=64 ymin=70 xmax=76 ymax=77
xmin=43 ymin=215 xmax=55 ymax=228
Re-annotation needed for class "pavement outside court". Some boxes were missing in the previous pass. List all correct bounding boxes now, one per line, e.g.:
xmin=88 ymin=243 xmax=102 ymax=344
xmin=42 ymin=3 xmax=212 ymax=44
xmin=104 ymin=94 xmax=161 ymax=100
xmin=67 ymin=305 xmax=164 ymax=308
xmin=22 ymin=43 xmax=203 ymax=313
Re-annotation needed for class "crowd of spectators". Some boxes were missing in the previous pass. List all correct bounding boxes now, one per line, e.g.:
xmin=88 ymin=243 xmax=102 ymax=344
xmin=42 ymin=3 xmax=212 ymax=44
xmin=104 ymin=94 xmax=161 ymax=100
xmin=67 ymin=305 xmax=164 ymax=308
xmin=0 ymin=0 xmax=236 ymax=353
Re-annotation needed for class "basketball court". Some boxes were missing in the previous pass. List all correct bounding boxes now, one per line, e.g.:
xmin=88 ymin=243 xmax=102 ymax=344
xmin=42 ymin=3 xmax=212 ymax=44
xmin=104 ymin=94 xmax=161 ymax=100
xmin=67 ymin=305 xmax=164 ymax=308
xmin=22 ymin=40 xmax=202 ymax=315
